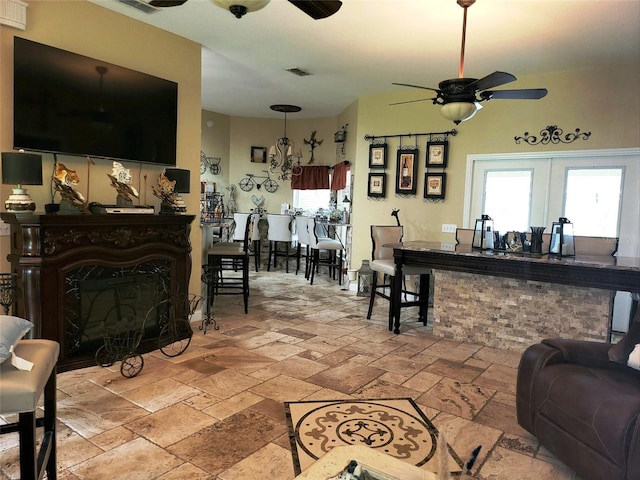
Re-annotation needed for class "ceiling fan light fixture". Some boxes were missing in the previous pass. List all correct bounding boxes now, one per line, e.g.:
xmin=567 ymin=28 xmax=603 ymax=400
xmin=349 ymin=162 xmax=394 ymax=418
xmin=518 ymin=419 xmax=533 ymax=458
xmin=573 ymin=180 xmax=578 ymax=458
xmin=212 ymin=0 xmax=270 ymax=18
xmin=440 ymin=101 xmax=478 ymax=125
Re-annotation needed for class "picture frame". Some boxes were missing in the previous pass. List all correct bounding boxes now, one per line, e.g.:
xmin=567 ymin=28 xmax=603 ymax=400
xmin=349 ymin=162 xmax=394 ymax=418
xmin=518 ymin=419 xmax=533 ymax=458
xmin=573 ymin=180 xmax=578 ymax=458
xmin=395 ymin=149 xmax=419 ymax=195
xmin=369 ymin=143 xmax=387 ymax=169
xmin=424 ymin=172 xmax=447 ymax=199
xmin=426 ymin=141 xmax=448 ymax=168
xmin=251 ymin=146 xmax=267 ymax=163
xmin=367 ymin=172 xmax=386 ymax=198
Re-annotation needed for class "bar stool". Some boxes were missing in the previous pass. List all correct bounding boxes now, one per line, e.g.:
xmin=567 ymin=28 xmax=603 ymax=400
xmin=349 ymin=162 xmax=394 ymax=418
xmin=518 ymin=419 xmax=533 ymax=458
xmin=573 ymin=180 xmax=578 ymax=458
xmin=233 ymin=212 xmax=261 ymax=271
xmin=206 ymin=214 xmax=254 ymax=314
xmin=0 ymin=334 xmax=60 ymax=480
xmin=307 ymin=217 xmax=344 ymax=285
xmin=294 ymin=215 xmax=311 ymax=277
xmin=267 ymin=214 xmax=295 ymax=273
xmin=366 ymin=225 xmax=431 ymax=331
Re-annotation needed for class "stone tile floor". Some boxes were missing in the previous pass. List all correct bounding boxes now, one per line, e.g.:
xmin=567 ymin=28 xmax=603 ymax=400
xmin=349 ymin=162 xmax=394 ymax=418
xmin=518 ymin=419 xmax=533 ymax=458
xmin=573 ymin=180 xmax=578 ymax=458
xmin=0 ymin=267 xmax=583 ymax=479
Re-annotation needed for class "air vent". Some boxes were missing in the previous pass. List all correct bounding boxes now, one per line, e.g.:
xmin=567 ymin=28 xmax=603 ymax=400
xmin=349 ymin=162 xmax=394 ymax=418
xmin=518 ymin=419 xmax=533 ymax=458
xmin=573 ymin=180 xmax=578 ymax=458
xmin=117 ymin=0 xmax=161 ymax=14
xmin=286 ymin=67 xmax=312 ymax=77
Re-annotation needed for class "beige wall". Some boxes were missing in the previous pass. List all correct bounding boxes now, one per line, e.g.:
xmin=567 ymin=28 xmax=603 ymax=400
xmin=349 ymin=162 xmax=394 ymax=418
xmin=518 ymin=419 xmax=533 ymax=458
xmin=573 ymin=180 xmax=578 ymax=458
xmin=347 ymin=61 xmax=640 ymax=268
xmin=0 ymin=1 xmax=203 ymax=293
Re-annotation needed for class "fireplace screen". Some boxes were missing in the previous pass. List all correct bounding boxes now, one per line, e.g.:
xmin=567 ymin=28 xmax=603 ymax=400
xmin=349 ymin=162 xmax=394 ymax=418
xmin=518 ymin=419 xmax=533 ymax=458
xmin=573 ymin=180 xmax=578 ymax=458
xmin=64 ymin=262 xmax=171 ymax=357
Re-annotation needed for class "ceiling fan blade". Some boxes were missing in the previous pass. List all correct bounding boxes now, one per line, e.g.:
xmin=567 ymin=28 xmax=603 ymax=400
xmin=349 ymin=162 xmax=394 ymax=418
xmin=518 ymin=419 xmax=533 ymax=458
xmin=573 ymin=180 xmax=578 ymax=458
xmin=392 ymin=82 xmax=441 ymax=93
xmin=148 ymin=0 xmax=188 ymax=6
xmin=480 ymin=88 xmax=548 ymax=100
xmin=390 ymin=98 xmax=437 ymax=106
xmin=467 ymin=71 xmax=516 ymax=92
xmin=288 ymin=1 xmax=342 ymax=19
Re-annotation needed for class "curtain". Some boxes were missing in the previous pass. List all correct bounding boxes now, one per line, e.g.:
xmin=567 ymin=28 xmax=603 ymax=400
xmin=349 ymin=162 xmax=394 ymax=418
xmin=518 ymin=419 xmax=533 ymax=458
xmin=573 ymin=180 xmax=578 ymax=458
xmin=291 ymin=165 xmax=330 ymax=190
xmin=331 ymin=161 xmax=350 ymax=190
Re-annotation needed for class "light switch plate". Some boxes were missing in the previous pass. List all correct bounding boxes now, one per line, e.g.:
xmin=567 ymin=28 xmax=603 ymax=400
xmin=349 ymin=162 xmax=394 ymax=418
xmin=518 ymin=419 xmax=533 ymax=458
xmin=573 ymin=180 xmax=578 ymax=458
xmin=441 ymin=223 xmax=457 ymax=233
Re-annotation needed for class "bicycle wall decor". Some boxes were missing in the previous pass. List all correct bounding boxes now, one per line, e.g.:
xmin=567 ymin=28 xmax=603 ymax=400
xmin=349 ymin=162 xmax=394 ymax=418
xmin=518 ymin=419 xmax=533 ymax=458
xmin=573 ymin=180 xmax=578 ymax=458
xmin=238 ymin=170 xmax=279 ymax=192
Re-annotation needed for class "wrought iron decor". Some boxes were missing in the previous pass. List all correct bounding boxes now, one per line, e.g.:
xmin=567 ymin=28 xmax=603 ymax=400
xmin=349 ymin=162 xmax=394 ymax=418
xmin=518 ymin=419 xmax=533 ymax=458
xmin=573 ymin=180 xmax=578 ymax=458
xmin=200 ymin=151 xmax=221 ymax=175
xmin=514 ymin=125 xmax=591 ymax=145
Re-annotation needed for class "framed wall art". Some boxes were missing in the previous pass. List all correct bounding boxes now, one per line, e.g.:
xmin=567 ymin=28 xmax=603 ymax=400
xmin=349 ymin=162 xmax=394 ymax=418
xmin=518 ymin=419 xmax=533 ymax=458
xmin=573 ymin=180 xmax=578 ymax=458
xmin=368 ymin=172 xmax=386 ymax=198
xmin=369 ymin=143 xmax=387 ymax=168
xmin=426 ymin=141 xmax=448 ymax=168
xmin=396 ymin=149 xmax=419 ymax=195
xmin=424 ymin=172 xmax=446 ymax=199
xmin=251 ymin=146 xmax=267 ymax=163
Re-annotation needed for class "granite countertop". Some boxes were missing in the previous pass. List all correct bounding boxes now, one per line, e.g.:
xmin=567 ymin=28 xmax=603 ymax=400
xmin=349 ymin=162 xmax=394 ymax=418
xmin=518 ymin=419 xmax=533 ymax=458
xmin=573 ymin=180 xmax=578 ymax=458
xmin=387 ymin=240 xmax=640 ymax=271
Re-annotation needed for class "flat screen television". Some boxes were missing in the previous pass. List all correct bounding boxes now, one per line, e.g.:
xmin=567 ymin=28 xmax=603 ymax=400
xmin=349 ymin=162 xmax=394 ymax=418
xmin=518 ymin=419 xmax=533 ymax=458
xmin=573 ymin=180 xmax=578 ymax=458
xmin=13 ymin=37 xmax=178 ymax=166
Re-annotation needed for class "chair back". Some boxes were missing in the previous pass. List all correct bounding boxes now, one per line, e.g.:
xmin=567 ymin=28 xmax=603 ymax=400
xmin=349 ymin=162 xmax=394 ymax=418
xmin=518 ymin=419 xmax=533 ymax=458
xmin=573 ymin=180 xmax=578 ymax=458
xmin=371 ymin=225 xmax=403 ymax=261
xmin=233 ymin=213 xmax=260 ymax=242
xmin=295 ymin=216 xmax=310 ymax=246
xmin=241 ymin=214 xmax=255 ymax=253
xmin=267 ymin=214 xmax=292 ymax=242
xmin=307 ymin=217 xmax=320 ymax=249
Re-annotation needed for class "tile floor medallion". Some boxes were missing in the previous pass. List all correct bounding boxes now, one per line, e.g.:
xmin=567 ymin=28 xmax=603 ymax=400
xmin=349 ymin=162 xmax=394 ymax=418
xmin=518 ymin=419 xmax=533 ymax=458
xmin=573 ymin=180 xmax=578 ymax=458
xmin=285 ymin=398 xmax=464 ymax=475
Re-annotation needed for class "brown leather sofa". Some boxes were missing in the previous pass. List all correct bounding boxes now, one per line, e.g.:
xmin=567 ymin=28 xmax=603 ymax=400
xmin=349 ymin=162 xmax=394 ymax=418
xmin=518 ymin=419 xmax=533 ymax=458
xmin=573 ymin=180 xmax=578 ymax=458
xmin=516 ymin=337 xmax=640 ymax=480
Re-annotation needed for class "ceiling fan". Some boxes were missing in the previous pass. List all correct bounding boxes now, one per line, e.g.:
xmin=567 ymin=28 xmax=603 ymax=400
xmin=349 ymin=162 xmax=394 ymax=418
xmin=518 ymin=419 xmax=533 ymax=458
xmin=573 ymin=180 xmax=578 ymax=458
xmin=393 ymin=0 xmax=547 ymax=124
xmin=148 ymin=0 xmax=342 ymax=20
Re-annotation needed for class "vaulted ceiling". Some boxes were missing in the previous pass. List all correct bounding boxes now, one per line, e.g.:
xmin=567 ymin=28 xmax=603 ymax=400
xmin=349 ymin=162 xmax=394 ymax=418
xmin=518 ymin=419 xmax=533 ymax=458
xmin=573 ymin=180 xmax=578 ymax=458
xmin=92 ymin=0 xmax=640 ymax=119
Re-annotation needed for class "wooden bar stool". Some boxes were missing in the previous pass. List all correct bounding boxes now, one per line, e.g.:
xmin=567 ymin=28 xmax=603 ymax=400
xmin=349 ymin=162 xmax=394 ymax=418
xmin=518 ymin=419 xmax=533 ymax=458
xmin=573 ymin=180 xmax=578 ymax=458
xmin=0 ymin=336 xmax=60 ymax=480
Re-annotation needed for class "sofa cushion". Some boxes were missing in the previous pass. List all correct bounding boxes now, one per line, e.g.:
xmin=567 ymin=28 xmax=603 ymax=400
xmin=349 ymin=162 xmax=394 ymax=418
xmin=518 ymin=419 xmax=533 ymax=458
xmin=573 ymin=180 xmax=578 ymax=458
xmin=609 ymin=308 xmax=640 ymax=370
xmin=535 ymin=362 xmax=640 ymax=466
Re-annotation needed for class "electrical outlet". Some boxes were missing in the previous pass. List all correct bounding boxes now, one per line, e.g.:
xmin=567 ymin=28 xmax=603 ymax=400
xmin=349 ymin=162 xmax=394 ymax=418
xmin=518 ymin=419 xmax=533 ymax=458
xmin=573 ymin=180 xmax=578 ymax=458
xmin=440 ymin=242 xmax=456 ymax=251
xmin=0 ymin=222 xmax=10 ymax=236
xmin=441 ymin=223 xmax=457 ymax=233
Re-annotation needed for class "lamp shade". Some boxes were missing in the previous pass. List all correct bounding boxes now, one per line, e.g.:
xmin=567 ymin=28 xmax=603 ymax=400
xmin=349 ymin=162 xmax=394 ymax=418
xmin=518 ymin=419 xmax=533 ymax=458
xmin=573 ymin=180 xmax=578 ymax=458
xmin=440 ymin=102 xmax=478 ymax=125
xmin=1 ymin=152 xmax=43 ymax=185
xmin=164 ymin=168 xmax=190 ymax=193
xmin=212 ymin=0 xmax=269 ymax=18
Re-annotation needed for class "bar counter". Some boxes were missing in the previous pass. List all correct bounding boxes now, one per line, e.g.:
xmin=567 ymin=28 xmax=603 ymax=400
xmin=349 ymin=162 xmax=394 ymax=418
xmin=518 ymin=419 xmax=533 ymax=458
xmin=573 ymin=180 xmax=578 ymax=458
xmin=389 ymin=241 xmax=640 ymax=350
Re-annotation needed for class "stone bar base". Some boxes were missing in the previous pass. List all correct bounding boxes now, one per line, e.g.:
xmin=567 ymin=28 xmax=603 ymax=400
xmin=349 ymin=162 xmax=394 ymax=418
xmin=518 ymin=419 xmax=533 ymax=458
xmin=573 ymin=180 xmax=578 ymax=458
xmin=433 ymin=270 xmax=611 ymax=352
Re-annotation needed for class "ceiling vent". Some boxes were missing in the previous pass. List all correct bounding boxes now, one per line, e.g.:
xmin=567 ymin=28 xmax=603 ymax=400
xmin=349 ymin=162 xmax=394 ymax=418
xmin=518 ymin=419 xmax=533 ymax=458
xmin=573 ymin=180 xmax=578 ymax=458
xmin=286 ymin=67 xmax=312 ymax=77
xmin=117 ymin=0 xmax=161 ymax=14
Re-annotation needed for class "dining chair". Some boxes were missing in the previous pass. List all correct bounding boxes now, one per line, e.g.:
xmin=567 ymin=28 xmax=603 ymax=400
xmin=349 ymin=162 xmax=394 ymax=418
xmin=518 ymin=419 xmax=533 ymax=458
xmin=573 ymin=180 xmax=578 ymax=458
xmin=307 ymin=216 xmax=344 ymax=285
xmin=294 ymin=215 xmax=311 ymax=277
xmin=367 ymin=224 xmax=431 ymax=331
xmin=206 ymin=213 xmax=254 ymax=314
xmin=233 ymin=212 xmax=261 ymax=271
xmin=267 ymin=214 xmax=295 ymax=273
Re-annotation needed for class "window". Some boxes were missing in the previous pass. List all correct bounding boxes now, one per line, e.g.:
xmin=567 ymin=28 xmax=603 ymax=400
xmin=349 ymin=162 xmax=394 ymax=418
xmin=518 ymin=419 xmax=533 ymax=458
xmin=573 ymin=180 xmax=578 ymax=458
xmin=483 ymin=170 xmax=532 ymax=233
xmin=564 ymin=168 xmax=623 ymax=237
xmin=293 ymin=170 xmax=351 ymax=214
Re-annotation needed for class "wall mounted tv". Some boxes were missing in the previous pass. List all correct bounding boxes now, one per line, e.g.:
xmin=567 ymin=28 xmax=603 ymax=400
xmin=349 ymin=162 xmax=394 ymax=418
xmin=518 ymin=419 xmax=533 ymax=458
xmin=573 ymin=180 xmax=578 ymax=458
xmin=13 ymin=37 xmax=178 ymax=166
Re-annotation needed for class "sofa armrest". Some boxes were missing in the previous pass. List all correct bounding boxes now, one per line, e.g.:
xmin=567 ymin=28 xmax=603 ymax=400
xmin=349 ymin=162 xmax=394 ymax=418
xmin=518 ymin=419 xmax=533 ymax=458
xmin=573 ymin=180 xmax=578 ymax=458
xmin=516 ymin=342 xmax=565 ymax=434
xmin=541 ymin=338 xmax=612 ymax=369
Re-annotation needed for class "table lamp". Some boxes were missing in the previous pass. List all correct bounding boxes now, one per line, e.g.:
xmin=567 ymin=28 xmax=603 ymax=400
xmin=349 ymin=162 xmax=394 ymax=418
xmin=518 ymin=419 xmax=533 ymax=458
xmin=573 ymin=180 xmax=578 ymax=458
xmin=163 ymin=168 xmax=190 ymax=214
xmin=2 ymin=151 xmax=43 ymax=212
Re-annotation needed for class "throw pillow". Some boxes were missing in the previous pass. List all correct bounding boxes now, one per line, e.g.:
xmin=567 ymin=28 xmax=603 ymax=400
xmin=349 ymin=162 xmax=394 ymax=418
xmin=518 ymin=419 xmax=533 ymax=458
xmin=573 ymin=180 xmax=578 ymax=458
xmin=0 ymin=315 xmax=34 ymax=364
xmin=609 ymin=307 xmax=640 ymax=370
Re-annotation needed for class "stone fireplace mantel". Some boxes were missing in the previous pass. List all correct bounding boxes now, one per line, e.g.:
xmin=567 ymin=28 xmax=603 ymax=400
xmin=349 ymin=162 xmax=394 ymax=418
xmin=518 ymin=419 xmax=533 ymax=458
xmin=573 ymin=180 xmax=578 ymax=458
xmin=1 ymin=212 xmax=195 ymax=371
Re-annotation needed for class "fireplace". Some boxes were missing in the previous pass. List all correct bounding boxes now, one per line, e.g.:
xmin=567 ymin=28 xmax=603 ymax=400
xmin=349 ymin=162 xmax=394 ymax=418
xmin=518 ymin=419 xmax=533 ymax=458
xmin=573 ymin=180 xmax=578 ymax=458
xmin=1 ymin=213 xmax=195 ymax=371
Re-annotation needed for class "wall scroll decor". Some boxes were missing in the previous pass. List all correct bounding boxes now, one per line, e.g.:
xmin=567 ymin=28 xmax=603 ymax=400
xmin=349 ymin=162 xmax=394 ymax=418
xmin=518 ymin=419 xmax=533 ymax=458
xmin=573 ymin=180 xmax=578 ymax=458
xmin=369 ymin=143 xmax=387 ymax=168
xmin=251 ymin=146 xmax=267 ymax=163
xmin=426 ymin=141 xmax=448 ymax=167
xmin=514 ymin=125 xmax=591 ymax=145
xmin=396 ymin=149 xmax=419 ymax=195
xmin=367 ymin=172 xmax=386 ymax=198
xmin=424 ymin=173 xmax=446 ymax=200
